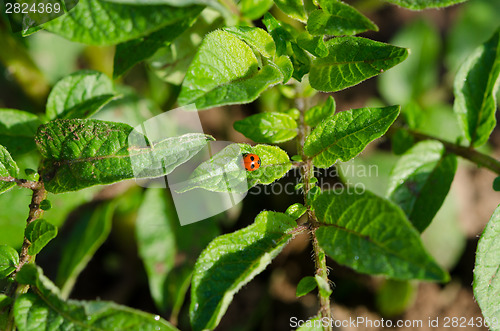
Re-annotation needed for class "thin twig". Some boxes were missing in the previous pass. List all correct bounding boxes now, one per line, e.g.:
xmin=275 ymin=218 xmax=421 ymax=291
xmin=0 ymin=176 xmax=42 ymax=190
xmin=402 ymin=129 xmax=500 ymax=175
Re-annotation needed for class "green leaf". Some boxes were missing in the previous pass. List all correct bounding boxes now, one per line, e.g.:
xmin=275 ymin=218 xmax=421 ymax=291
xmin=309 ymin=37 xmax=408 ymax=92
xmin=387 ymin=141 xmax=457 ymax=232
xmin=473 ymin=205 xmax=500 ymax=328
xmin=376 ymin=279 xmax=415 ymax=317
xmin=0 ymin=294 xmax=12 ymax=309
xmin=493 ymin=177 xmax=500 ymax=192
xmin=454 ymin=29 xmax=500 ymax=147
xmin=39 ymin=200 xmax=51 ymax=211
xmin=14 ymin=265 xmax=179 ymax=331
xmin=180 ymin=144 xmax=291 ymax=193
xmin=46 ymin=70 xmax=116 ymax=120
xmin=234 ymin=112 xmax=298 ymax=143
xmin=0 ymin=244 xmax=19 ymax=279
xmin=286 ymin=203 xmax=307 ymax=219
xmin=304 ymin=106 xmax=400 ymax=168
xmin=273 ymin=55 xmax=294 ymax=84
xmin=25 ymin=219 xmax=57 ymax=256
xmin=290 ymin=42 xmax=311 ymax=81
xmin=391 ymin=128 xmax=414 ymax=155
xmin=313 ymin=189 xmax=449 ymax=281
xmin=262 ymin=13 xmax=292 ymax=57
xmin=0 ymin=144 xmax=19 ymax=195
xmin=296 ymin=31 xmax=328 ymax=58
xmin=273 ymin=0 xmax=307 ymax=22
xmin=35 ymin=119 xmax=211 ymax=193
xmin=378 ymin=19 xmax=440 ymax=105
xmin=295 ymin=317 xmax=324 ymax=330
xmin=304 ymin=95 xmax=335 ymax=127
xmin=136 ymin=188 xmax=176 ymax=311
xmin=178 ymin=30 xmax=283 ymax=110
xmin=190 ymin=211 xmax=298 ymax=330
xmin=0 ymin=109 xmax=42 ymax=156
xmin=382 ymin=0 xmax=467 ymax=10
xmin=238 ymin=0 xmax=274 ymax=20
xmin=42 ymin=0 xmax=204 ymax=46
xmin=56 ymin=203 xmax=114 ymax=298
xmin=296 ymin=276 xmax=317 ymax=297
xmin=314 ymin=275 xmax=332 ymax=297
xmin=307 ymin=0 xmax=378 ymax=36
xmin=149 ymin=10 xmax=224 ymax=86
xmin=223 ymin=26 xmax=276 ymax=58
xmin=113 ymin=11 xmax=201 ymax=78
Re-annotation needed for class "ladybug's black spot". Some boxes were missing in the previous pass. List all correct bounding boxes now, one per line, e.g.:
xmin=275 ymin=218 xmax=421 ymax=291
xmin=250 ymin=156 xmax=255 ymax=161
xmin=258 ymin=159 xmax=261 ymax=165
xmin=251 ymin=164 xmax=255 ymax=169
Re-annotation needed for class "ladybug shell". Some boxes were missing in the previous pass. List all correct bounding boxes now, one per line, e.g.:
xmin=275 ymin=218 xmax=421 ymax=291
xmin=243 ymin=153 xmax=261 ymax=171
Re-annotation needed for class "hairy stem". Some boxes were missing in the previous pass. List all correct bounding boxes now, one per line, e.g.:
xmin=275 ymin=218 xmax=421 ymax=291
xmin=0 ymin=176 xmax=41 ymax=190
xmin=5 ymin=184 xmax=47 ymax=331
xmin=297 ymin=95 xmax=332 ymax=329
xmin=403 ymin=129 xmax=500 ymax=175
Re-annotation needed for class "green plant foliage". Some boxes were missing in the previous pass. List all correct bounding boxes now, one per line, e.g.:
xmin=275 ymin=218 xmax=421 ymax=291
xmin=180 ymin=144 xmax=291 ymax=192
xmin=307 ymin=0 xmax=378 ymax=36
xmin=0 ymin=109 xmax=43 ymax=156
xmin=304 ymin=95 xmax=335 ymax=127
xmin=296 ymin=31 xmax=328 ymax=58
xmin=383 ymin=0 xmax=467 ymax=10
xmin=391 ymin=128 xmax=414 ymax=155
xmin=304 ymin=106 xmax=400 ymax=168
xmin=0 ymin=145 xmax=19 ymax=195
xmin=113 ymin=12 xmax=201 ymax=78
xmin=375 ymin=279 xmax=416 ymax=317
xmin=223 ymin=26 xmax=276 ymax=58
xmin=313 ymin=189 xmax=449 ymax=281
xmin=473 ymin=205 xmax=500 ymax=328
xmin=178 ymin=30 xmax=283 ymax=109
xmin=387 ymin=141 xmax=457 ymax=232
xmin=238 ymin=0 xmax=274 ymax=20
xmin=56 ymin=203 xmax=114 ymax=298
xmin=190 ymin=211 xmax=299 ymax=330
xmin=148 ymin=10 xmax=224 ymax=85
xmin=135 ymin=188 xmax=176 ymax=311
xmin=309 ymin=37 xmax=408 ymax=92
xmin=24 ymin=219 xmax=57 ymax=256
xmin=0 ymin=244 xmax=19 ymax=279
xmin=314 ymin=274 xmax=332 ymax=297
xmin=100 ymin=0 xmax=214 ymax=5
xmin=454 ymin=29 xmax=500 ymax=148
xmin=295 ymin=317 xmax=324 ymax=330
xmin=46 ymin=70 xmax=116 ymax=120
xmin=234 ymin=112 xmax=298 ymax=143
xmin=296 ymin=276 xmax=317 ymax=297
xmin=378 ymin=19 xmax=441 ymax=105
xmin=35 ymin=119 xmax=211 ymax=193
xmin=273 ymin=0 xmax=307 ymax=22
xmin=14 ymin=265 xmax=179 ymax=331
xmin=41 ymin=0 xmax=203 ymax=45
xmin=286 ymin=203 xmax=307 ymax=219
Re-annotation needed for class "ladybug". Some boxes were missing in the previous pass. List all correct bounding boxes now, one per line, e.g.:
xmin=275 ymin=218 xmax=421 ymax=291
xmin=243 ymin=153 xmax=261 ymax=171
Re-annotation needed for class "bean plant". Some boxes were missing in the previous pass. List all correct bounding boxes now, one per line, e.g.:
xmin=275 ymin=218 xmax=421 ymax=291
xmin=0 ymin=0 xmax=499 ymax=330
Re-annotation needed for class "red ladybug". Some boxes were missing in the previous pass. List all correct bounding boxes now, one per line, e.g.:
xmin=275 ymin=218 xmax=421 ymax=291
xmin=243 ymin=153 xmax=261 ymax=171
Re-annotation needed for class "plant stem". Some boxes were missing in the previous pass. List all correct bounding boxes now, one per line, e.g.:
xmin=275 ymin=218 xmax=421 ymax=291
xmin=0 ymin=176 xmax=42 ymax=190
xmin=403 ymin=129 xmax=500 ymax=175
xmin=296 ymin=94 xmax=332 ymax=330
xmin=4 ymin=184 xmax=47 ymax=331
